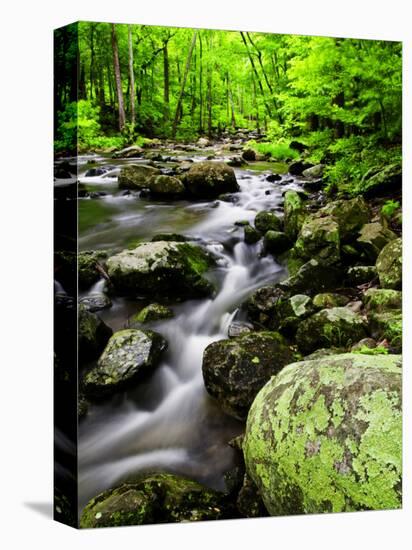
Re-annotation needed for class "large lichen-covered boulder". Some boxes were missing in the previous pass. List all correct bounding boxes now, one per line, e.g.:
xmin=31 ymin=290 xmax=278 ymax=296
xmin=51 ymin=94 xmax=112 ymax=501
xmin=294 ymin=215 xmax=340 ymax=265
xmin=296 ymin=307 xmax=367 ymax=353
xmin=107 ymin=241 xmax=214 ymax=298
xmin=202 ymin=332 xmax=296 ymax=420
xmin=376 ymin=238 xmax=402 ymax=290
xmin=80 ymin=473 xmax=235 ymax=528
xmin=79 ymin=304 xmax=112 ymax=363
xmin=356 ymin=222 xmax=397 ymax=262
xmin=254 ymin=210 xmax=282 ymax=234
xmin=83 ymin=328 xmax=167 ymax=397
xmin=146 ymin=174 xmax=186 ymax=197
xmin=118 ymin=164 xmax=161 ymax=190
xmin=283 ymin=190 xmax=306 ymax=240
xmin=183 ymin=161 xmax=239 ymax=198
xmin=279 ymin=259 xmax=342 ymax=295
xmin=360 ymin=163 xmax=402 ymax=197
xmin=244 ymin=353 xmax=402 ymax=514
xmin=317 ymin=196 xmax=370 ymax=240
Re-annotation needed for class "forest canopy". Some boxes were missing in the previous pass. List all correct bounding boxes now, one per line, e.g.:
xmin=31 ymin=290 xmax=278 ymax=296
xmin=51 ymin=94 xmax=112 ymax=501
xmin=54 ymin=22 xmax=402 ymax=189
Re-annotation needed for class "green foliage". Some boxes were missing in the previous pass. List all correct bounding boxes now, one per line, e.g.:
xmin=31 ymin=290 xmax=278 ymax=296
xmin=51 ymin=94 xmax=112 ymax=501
xmin=247 ymin=140 xmax=299 ymax=161
xmin=381 ymin=200 xmax=401 ymax=220
xmin=353 ymin=346 xmax=389 ymax=356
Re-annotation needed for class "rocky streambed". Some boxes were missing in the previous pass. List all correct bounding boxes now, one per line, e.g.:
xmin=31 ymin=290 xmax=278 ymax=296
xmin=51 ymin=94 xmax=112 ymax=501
xmin=54 ymin=136 xmax=402 ymax=526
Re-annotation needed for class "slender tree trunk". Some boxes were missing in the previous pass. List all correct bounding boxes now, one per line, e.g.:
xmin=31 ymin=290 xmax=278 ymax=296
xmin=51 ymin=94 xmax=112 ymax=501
xmin=252 ymin=75 xmax=260 ymax=132
xmin=127 ymin=25 xmax=136 ymax=126
xmin=111 ymin=24 xmax=126 ymax=132
xmin=198 ymin=34 xmax=203 ymax=133
xmin=163 ymin=41 xmax=170 ymax=122
xmin=227 ymin=74 xmax=236 ymax=128
xmin=172 ymin=31 xmax=197 ymax=139
xmin=240 ymin=31 xmax=271 ymax=119
xmin=89 ymin=25 xmax=95 ymax=100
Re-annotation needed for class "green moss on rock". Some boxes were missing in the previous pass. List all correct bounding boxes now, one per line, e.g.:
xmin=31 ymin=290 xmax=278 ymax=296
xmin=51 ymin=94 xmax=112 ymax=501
xmin=254 ymin=210 xmax=282 ymax=234
xmin=243 ymin=353 xmax=402 ymax=515
xmin=131 ymin=303 xmax=174 ymax=324
xmin=376 ymin=238 xmax=402 ymax=290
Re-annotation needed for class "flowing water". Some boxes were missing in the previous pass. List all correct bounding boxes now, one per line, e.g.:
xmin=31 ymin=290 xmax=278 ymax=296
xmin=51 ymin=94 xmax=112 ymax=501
xmin=60 ymin=149 xmax=302 ymax=510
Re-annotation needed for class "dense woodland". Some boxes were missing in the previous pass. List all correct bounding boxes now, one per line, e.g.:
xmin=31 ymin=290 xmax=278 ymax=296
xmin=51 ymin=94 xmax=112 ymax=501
xmin=54 ymin=22 xmax=401 ymax=190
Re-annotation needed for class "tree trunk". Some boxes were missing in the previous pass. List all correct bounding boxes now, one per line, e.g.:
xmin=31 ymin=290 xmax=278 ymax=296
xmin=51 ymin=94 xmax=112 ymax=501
xmin=198 ymin=34 xmax=203 ymax=133
xmin=163 ymin=41 xmax=170 ymax=122
xmin=172 ymin=31 xmax=197 ymax=139
xmin=227 ymin=74 xmax=236 ymax=128
xmin=111 ymin=23 xmax=126 ymax=132
xmin=240 ymin=32 xmax=271 ymax=119
xmin=127 ymin=25 xmax=136 ymax=126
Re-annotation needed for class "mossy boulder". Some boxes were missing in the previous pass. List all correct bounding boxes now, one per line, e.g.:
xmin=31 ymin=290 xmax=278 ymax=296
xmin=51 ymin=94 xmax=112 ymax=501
xmin=112 ymin=145 xmax=144 ymax=159
xmin=254 ymin=211 xmax=282 ymax=234
xmin=376 ymin=238 xmax=402 ymax=290
xmin=360 ymin=163 xmax=402 ymax=197
xmin=313 ymin=293 xmax=350 ymax=309
xmin=279 ymin=259 xmax=342 ymax=295
xmin=118 ymin=164 xmax=161 ymax=190
xmin=347 ymin=265 xmax=377 ymax=285
xmin=242 ymin=148 xmax=256 ymax=161
xmin=183 ymin=161 xmax=239 ymax=198
xmin=131 ymin=303 xmax=174 ymax=324
xmin=79 ymin=292 xmax=112 ymax=313
xmin=302 ymin=163 xmax=325 ymax=179
xmin=244 ymin=353 xmax=402 ymax=514
xmin=275 ymin=294 xmax=315 ymax=336
xmin=318 ymin=196 xmax=370 ymax=240
xmin=244 ymin=224 xmax=261 ymax=244
xmin=106 ymin=241 xmax=214 ymax=299
xmin=263 ymin=231 xmax=292 ymax=255
xmin=363 ymin=288 xmax=402 ymax=313
xmin=283 ymin=190 xmax=306 ymax=240
xmin=356 ymin=222 xmax=397 ymax=262
xmin=79 ymin=304 xmax=112 ymax=363
xmin=80 ymin=473 xmax=235 ymax=528
xmin=294 ymin=216 xmax=340 ymax=265
xmin=202 ymin=332 xmax=296 ymax=420
xmin=83 ymin=329 xmax=167 ymax=397
xmin=245 ymin=285 xmax=287 ymax=329
xmin=288 ymin=160 xmax=313 ymax=176
xmin=296 ymin=307 xmax=367 ymax=354
xmin=146 ymin=174 xmax=186 ymax=197
xmin=368 ymin=311 xmax=402 ymax=352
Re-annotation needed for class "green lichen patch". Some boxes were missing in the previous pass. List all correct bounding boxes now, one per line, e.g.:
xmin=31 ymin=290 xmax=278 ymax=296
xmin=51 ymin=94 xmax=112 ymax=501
xmin=243 ymin=353 xmax=402 ymax=515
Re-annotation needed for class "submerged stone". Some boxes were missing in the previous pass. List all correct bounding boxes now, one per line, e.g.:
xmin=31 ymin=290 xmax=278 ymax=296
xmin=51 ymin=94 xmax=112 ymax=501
xmin=244 ymin=353 xmax=402 ymax=514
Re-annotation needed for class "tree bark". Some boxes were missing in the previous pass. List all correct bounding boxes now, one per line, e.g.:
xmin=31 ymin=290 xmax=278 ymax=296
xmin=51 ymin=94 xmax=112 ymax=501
xmin=111 ymin=23 xmax=126 ymax=132
xmin=172 ymin=31 xmax=197 ymax=138
xmin=163 ymin=41 xmax=170 ymax=122
xmin=240 ymin=32 xmax=271 ymax=119
xmin=127 ymin=25 xmax=136 ymax=126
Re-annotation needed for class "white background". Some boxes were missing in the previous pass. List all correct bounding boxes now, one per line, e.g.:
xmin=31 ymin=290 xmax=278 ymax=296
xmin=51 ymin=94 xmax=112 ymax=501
xmin=0 ymin=0 xmax=410 ymax=548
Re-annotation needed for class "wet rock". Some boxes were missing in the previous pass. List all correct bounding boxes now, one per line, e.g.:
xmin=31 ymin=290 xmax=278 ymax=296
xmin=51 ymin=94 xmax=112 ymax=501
xmin=266 ymin=173 xmax=282 ymax=182
xmin=356 ymin=222 xmax=397 ymax=261
xmin=360 ymin=163 xmax=402 ymax=197
xmin=228 ymin=321 xmax=254 ymax=339
xmin=202 ymin=331 xmax=296 ymax=420
xmin=302 ymin=163 xmax=325 ymax=179
xmin=294 ymin=215 xmax=340 ymax=265
xmin=78 ymin=251 xmax=108 ymax=289
xmin=78 ymin=393 xmax=89 ymax=419
xmin=112 ymin=145 xmax=144 ymax=158
xmin=295 ymin=307 xmax=367 ymax=354
xmin=288 ymin=160 xmax=313 ymax=176
xmin=244 ymin=353 xmax=402 ymax=514
xmin=227 ymin=156 xmax=244 ymax=167
xmin=197 ymin=137 xmax=210 ymax=147
xmin=242 ymin=148 xmax=256 ymax=161
xmin=347 ymin=265 xmax=377 ymax=285
xmin=263 ymin=231 xmax=292 ymax=255
xmin=279 ymin=259 xmax=342 ymax=295
xmin=275 ymin=294 xmax=315 ymax=336
xmin=80 ymin=472 xmax=236 ymax=527
xmin=151 ymin=233 xmax=190 ymax=242
xmin=245 ymin=285 xmax=287 ymax=329
xmin=146 ymin=174 xmax=186 ymax=197
xmin=83 ymin=328 xmax=167 ymax=397
xmin=304 ymin=347 xmax=345 ymax=360
xmin=313 ymin=293 xmax=350 ymax=309
xmin=106 ymin=241 xmax=214 ymax=299
xmin=183 ymin=161 xmax=239 ymax=199
xmin=376 ymin=238 xmax=402 ymax=290
xmin=79 ymin=293 xmax=112 ymax=312
xmin=283 ymin=190 xmax=306 ymax=240
xmin=244 ymin=224 xmax=261 ymax=244
xmin=236 ymin=474 xmax=268 ymax=518
xmin=254 ymin=210 xmax=282 ymax=233
xmin=79 ymin=304 xmax=112 ymax=363
xmin=130 ymin=303 xmax=174 ymax=324
xmin=118 ymin=164 xmax=161 ymax=190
